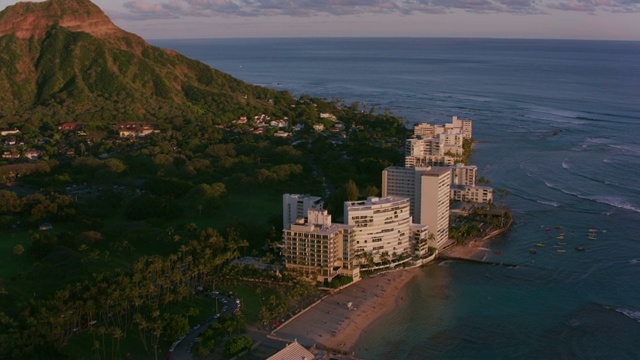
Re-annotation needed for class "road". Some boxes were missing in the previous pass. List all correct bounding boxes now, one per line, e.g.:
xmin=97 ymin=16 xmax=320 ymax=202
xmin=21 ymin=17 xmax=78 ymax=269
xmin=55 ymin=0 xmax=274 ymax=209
xmin=168 ymin=293 xmax=238 ymax=360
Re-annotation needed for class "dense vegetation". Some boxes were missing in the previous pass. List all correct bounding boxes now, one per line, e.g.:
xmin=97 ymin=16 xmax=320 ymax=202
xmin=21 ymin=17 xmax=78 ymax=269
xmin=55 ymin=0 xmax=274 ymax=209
xmin=0 ymin=91 xmax=410 ymax=358
xmin=0 ymin=2 xmax=414 ymax=358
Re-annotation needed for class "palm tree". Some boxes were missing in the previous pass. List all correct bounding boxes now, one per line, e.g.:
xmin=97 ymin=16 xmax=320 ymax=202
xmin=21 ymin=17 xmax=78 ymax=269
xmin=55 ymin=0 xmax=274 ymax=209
xmin=12 ymin=244 xmax=24 ymax=256
xmin=111 ymin=326 xmax=124 ymax=360
xmin=380 ymin=251 xmax=390 ymax=266
xmin=97 ymin=326 xmax=107 ymax=360
xmin=92 ymin=340 xmax=102 ymax=360
xmin=12 ymin=244 xmax=24 ymax=272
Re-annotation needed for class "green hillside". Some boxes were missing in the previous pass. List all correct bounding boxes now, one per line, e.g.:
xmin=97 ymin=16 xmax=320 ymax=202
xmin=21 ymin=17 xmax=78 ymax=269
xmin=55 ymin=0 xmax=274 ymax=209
xmin=0 ymin=1 xmax=411 ymax=359
xmin=0 ymin=0 xmax=293 ymax=125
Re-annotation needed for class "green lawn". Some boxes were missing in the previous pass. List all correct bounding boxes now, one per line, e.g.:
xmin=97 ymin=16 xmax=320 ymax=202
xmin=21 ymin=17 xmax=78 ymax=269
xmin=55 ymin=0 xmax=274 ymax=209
xmin=189 ymin=189 xmax=283 ymax=231
xmin=216 ymin=284 xmax=279 ymax=325
xmin=0 ymin=230 xmax=31 ymax=278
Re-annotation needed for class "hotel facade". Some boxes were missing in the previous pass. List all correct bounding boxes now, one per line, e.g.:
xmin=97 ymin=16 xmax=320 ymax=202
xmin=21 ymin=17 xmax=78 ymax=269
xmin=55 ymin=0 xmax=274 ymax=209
xmin=344 ymin=196 xmax=413 ymax=263
xmin=281 ymin=116 xmax=490 ymax=281
xmin=450 ymin=163 xmax=494 ymax=203
xmin=382 ymin=166 xmax=452 ymax=249
xmin=281 ymin=197 xmax=359 ymax=283
xmin=282 ymin=194 xmax=431 ymax=281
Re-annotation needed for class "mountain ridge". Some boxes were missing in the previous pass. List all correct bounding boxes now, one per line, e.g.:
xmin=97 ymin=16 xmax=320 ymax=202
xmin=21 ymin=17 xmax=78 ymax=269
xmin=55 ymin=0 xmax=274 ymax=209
xmin=0 ymin=0 xmax=288 ymax=124
xmin=0 ymin=0 xmax=129 ymax=41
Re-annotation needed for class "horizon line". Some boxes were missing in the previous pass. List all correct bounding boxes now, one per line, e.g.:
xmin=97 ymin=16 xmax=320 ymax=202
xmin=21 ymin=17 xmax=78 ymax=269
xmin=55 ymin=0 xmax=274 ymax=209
xmin=146 ymin=35 xmax=640 ymax=42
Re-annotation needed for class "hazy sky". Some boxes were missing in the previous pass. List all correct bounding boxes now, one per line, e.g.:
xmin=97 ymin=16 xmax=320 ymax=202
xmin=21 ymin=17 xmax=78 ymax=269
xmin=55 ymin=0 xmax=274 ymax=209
xmin=1 ymin=0 xmax=639 ymax=40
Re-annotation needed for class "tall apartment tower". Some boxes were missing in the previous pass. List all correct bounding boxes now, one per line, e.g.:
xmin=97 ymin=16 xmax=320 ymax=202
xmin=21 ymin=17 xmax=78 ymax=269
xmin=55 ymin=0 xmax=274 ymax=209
xmin=344 ymin=196 xmax=413 ymax=262
xmin=382 ymin=166 xmax=452 ymax=249
xmin=282 ymin=194 xmax=323 ymax=229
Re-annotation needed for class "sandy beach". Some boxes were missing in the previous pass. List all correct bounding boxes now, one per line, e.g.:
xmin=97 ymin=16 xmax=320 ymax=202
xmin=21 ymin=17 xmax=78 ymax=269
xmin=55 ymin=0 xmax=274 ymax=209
xmin=442 ymin=240 xmax=492 ymax=261
xmin=271 ymin=228 xmax=509 ymax=354
xmin=272 ymin=267 xmax=421 ymax=353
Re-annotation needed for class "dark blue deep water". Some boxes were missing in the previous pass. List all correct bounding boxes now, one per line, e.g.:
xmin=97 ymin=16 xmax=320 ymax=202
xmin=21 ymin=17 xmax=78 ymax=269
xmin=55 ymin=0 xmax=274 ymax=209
xmin=152 ymin=38 xmax=640 ymax=359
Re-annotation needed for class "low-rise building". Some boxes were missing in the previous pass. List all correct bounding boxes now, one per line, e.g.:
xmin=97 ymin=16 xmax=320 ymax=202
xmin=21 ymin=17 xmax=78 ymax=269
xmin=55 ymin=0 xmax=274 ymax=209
xmin=450 ymin=163 xmax=493 ymax=203
xmin=116 ymin=123 xmax=158 ymax=137
xmin=266 ymin=340 xmax=316 ymax=360
xmin=274 ymin=131 xmax=291 ymax=137
xmin=24 ymin=149 xmax=41 ymax=160
xmin=2 ymin=152 xmax=19 ymax=159
xmin=451 ymin=185 xmax=494 ymax=203
xmin=0 ymin=129 xmax=20 ymax=136
xmin=58 ymin=122 xmax=85 ymax=131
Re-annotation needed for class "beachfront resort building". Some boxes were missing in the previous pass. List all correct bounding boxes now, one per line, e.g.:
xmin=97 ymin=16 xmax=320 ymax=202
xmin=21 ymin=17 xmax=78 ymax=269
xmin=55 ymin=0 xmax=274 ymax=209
xmin=405 ymin=132 xmax=464 ymax=167
xmin=450 ymin=163 xmax=494 ymax=204
xmin=344 ymin=196 xmax=414 ymax=264
xmin=282 ymin=197 xmax=359 ymax=283
xmin=413 ymin=116 xmax=472 ymax=139
xmin=451 ymin=163 xmax=477 ymax=186
xmin=451 ymin=185 xmax=494 ymax=203
xmin=407 ymin=116 xmax=472 ymax=167
xmin=282 ymin=194 xmax=434 ymax=280
xmin=382 ymin=166 xmax=452 ymax=249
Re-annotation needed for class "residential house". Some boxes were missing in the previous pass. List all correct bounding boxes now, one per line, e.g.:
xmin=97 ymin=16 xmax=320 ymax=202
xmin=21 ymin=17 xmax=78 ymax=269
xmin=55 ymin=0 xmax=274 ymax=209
xmin=0 ymin=129 xmax=20 ymax=136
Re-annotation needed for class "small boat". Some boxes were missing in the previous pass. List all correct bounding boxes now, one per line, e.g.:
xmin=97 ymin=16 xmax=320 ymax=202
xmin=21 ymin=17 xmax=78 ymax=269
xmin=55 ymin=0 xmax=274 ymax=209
xmin=536 ymin=242 xmax=546 ymax=247
xmin=557 ymin=249 xmax=566 ymax=253
xmin=495 ymin=251 xmax=503 ymax=255
xmin=555 ymin=226 xmax=563 ymax=229
xmin=587 ymin=233 xmax=597 ymax=240
xmin=575 ymin=247 xmax=586 ymax=251
xmin=529 ymin=248 xmax=537 ymax=254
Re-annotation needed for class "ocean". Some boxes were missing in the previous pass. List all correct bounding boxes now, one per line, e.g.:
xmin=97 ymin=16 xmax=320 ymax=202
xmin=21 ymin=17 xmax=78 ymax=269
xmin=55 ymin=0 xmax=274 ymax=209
xmin=151 ymin=38 xmax=640 ymax=359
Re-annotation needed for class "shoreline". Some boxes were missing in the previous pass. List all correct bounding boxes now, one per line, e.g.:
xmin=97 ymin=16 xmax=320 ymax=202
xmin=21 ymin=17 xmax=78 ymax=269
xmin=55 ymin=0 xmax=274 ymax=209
xmin=271 ymin=220 xmax=512 ymax=355
xmin=272 ymin=267 xmax=421 ymax=353
xmin=443 ymin=216 xmax=514 ymax=261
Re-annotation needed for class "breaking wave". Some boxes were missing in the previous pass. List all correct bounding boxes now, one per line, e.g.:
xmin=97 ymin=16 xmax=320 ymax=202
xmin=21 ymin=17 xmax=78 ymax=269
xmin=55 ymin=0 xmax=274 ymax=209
xmin=608 ymin=305 xmax=640 ymax=324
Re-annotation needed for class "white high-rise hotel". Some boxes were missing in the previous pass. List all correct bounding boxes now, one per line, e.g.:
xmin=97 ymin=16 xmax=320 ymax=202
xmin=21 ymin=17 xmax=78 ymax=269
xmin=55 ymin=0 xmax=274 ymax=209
xmin=281 ymin=116 xmax=487 ymax=281
xmin=282 ymin=194 xmax=429 ymax=281
xmin=344 ymin=196 xmax=413 ymax=262
xmin=382 ymin=166 xmax=452 ymax=249
xmin=383 ymin=116 xmax=490 ymax=249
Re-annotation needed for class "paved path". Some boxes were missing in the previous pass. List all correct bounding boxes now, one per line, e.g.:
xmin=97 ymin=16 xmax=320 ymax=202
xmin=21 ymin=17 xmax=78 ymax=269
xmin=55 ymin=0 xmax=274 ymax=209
xmin=169 ymin=293 xmax=238 ymax=360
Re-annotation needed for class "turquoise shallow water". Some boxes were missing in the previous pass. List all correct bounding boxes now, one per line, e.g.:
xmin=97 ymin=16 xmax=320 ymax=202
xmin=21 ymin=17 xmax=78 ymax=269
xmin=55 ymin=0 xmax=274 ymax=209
xmin=152 ymin=38 xmax=640 ymax=359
